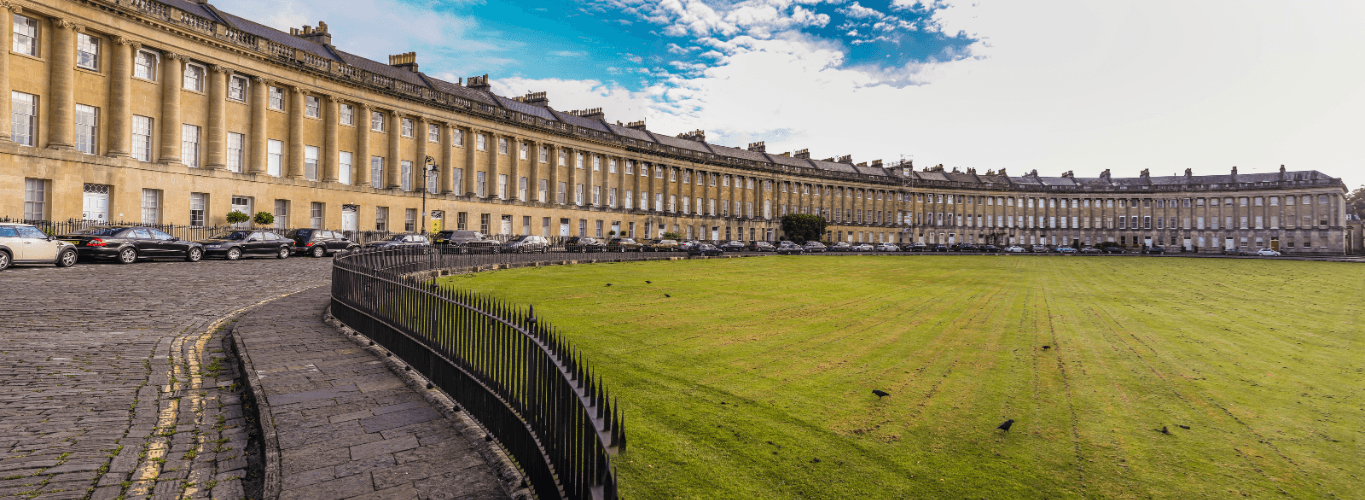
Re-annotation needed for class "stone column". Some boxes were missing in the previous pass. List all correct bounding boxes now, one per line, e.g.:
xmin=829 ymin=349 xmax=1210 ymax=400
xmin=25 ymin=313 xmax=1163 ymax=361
xmin=204 ymin=65 xmax=229 ymax=169
xmin=549 ymin=144 xmax=562 ymax=204
xmin=488 ymin=133 xmax=501 ymax=199
xmin=47 ymin=18 xmax=79 ymax=150
xmin=386 ymin=111 xmax=401 ymax=189
xmin=356 ymin=103 xmax=371 ymax=186
xmin=158 ymin=53 xmax=185 ymax=162
xmin=507 ymin=136 xmax=521 ymax=201
xmin=0 ymin=4 xmax=14 ymax=141
xmin=248 ymin=77 xmax=269 ymax=174
xmin=287 ymin=87 xmax=305 ymax=178
xmin=526 ymin=139 xmax=540 ymax=203
xmin=323 ymin=94 xmax=339 ymax=182
xmin=439 ymin=123 xmax=454 ymax=194
xmin=462 ymin=127 xmax=475 ymax=196
xmin=106 ymin=37 xmax=138 ymax=156
xmin=414 ymin=116 xmax=428 ymax=192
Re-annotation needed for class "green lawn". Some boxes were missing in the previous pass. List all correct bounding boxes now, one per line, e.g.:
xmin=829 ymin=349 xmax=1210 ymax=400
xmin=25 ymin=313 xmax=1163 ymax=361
xmin=439 ymin=256 xmax=1363 ymax=499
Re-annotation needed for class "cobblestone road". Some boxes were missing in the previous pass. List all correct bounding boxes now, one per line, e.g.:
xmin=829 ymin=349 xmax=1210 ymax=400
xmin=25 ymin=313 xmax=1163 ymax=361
xmin=0 ymin=256 xmax=333 ymax=500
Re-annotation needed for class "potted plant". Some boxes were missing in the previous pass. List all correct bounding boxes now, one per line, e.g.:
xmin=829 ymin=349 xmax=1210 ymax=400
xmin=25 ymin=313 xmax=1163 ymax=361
xmin=253 ymin=211 xmax=275 ymax=227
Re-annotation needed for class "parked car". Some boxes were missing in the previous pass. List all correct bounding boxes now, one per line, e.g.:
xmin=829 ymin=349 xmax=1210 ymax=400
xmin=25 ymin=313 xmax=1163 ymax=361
xmin=643 ymin=239 xmax=680 ymax=252
xmin=1004 ymin=245 xmax=1025 ymax=253
xmin=1030 ymin=245 xmax=1047 ymax=253
xmin=504 ymin=235 xmax=550 ymax=253
xmin=981 ymin=245 xmax=1000 ymax=253
xmin=829 ymin=242 xmax=852 ymax=252
xmin=1256 ymin=248 xmax=1281 ymax=257
xmin=198 ymin=230 xmax=293 ymax=260
xmin=853 ymin=243 xmax=875 ymax=252
xmin=367 ymin=234 xmax=431 ymax=249
xmin=1056 ymin=246 xmax=1077 ymax=254
xmin=932 ymin=244 xmax=948 ymax=252
xmin=688 ymin=243 xmax=724 ymax=256
xmin=1143 ymin=246 xmax=1166 ymax=255
xmin=58 ymin=226 xmax=202 ymax=263
xmin=957 ymin=244 xmax=979 ymax=252
xmin=907 ymin=243 xmax=928 ymax=252
xmin=876 ymin=243 xmax=900 ymax=252
xmin=1080 ymin=246 xmax=1101 ymax=254
xmin=433 ymin=230 xmax=499 ymax=253
xmin=564 ymin=237 xmax=606 ymax=253
xmin=776 ymin=242 xmax=804 ymax=255
xmin=803 ymin=241 xmax=828 ymax=253
xmin=0 ymin=223 xmax=79 ymax=271
xmin=286 ymin=229 xmax=357 ymax=257
xmin=606 ymin=238 xmax=644 ymax=252
xmin=677 ymin=241 xmax=701 ymax=252
xmin=1103 ymin=246 xmax=1127 ymax=254
xmin=749 ymin=241 xmax=776 ymax=252
xmin=718 ymin=241 xmax=747 ymax=252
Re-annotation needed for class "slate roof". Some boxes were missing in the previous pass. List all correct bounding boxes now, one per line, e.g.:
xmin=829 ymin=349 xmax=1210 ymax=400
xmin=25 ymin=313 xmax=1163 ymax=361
xmin=494 ymin=96 xmax=556 ymax=121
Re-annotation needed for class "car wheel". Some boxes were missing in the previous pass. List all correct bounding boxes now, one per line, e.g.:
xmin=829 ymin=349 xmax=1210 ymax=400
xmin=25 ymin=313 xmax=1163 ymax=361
xmin=117 ymin=247 xmax=138 ymax=265
xmin=185 ymin=247 xmax=203 ymax=262
xmin=277 ymin=246 xmax=290 ymax=259
xmin=57 ymin=249 xmax=78 ymax=268
xmin=226 ymin=247 xmax=243 ymax=261
xmin=0 ymin=251 xmax=9 ymax=271
xmin=312 ymin=246 xmax=326 ymax=258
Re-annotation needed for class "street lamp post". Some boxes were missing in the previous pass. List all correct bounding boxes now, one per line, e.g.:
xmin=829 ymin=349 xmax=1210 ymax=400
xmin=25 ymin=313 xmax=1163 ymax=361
xmin=421 ymin=155 xmax=437 ymax=235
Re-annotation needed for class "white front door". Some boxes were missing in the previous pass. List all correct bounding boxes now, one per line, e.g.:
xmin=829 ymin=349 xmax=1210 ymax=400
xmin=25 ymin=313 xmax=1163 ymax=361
xmin=1225 ymin=237 xmax=1235 ymax=251
xmin=711 ymin=227 xmax=719 ymax=241
xmin=500 ymin=217 xmax=512 ymax=235
xmin=341 ymin=205 xmax=358 ymax=233
xmin=82 ymin=187 xmax=110 ymax=223
xmin=1184 ymin=238 xmax=1192 ymax=251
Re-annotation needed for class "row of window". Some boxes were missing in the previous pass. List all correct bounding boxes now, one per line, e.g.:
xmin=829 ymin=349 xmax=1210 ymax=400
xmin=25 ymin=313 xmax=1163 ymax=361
xmin=905 ymin=212 xmax=1332 ymax=230
xmin=907 ymin=193 xmax=1331 ymax=208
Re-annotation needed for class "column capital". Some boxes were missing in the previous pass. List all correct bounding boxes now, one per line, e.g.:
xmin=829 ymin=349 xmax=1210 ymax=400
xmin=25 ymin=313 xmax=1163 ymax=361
xmin=209 ymin=64 xmax=232 ymax=75
xmin=113 ymin=36 xmax=142 ymax=50
xmin=250 ymin=75 xmax=272 ymax=85
xmin=163 ymin=51 xmax=188 ymax=61
xmin=0 ymin=1 xmax=24 ymax=14
xmin=54 ymin=17 xmax=82 ymax=31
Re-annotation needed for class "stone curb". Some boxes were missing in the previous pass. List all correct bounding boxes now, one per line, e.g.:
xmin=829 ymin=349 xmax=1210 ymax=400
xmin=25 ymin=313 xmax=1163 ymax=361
xmin=227 ymin=308 xmax=285 ymax=500
xmin=322 ymin=306 xmax=532 ymax=500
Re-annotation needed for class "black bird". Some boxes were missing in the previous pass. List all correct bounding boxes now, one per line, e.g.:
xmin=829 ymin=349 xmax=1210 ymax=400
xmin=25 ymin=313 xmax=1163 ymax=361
xmin=997 ymin=419 xmax=1014 ymax=431
xmin=605 ymin=283 xmax=612 ymax=287
xmin=1160 ymin=426 xmax=1170 ymax=434
xmin=872 ymin=390 xmax=890 ymax=398
xmin=646 ymin=280 xmax=652 ymax=284
xmin=664 ymin=294 xmax=671 ymax=298
xmin=1178 ymin=425 xmax=1190 ymax=430
xmin=1042 ymin=345 xmax=1051 ymax=350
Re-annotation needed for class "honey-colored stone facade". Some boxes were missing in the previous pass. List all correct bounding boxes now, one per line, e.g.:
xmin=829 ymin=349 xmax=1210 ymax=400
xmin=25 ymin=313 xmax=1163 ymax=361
xmin=1 ymin=0 xmax=1350 ymax=253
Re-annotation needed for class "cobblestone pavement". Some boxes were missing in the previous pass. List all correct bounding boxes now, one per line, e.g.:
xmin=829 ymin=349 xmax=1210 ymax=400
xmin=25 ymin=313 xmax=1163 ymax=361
xmin=0 ymin=256 xmax=333 ymax=500
xmin=233 ymin=288 xmax=507 ymax=500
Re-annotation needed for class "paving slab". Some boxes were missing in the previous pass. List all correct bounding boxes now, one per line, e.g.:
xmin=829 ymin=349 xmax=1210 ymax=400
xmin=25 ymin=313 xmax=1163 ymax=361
xmin=234 ymin=287 xmax=508 ymax=500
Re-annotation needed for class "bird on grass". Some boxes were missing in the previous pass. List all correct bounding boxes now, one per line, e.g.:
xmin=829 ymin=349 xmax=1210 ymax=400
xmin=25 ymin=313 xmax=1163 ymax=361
xmin=664 ymin=294 xmax=671 ymax=298
xmin=605 ymin=283 xmax=612 ymax=287
xmin=872 ymin=390 xmax=890 ymax=398
xmin=998 ymin=419 xmax=1014 ymax=431
xmin=1178 ymin=425 xmax=1190 ymax=430
xmin=1160 ymin=426 xmax=1170 ymax=434
xmin=1042 ymin=345 xmax=1051 ymax=350
xmin=645 ymin=280 xmax=652 ymax=284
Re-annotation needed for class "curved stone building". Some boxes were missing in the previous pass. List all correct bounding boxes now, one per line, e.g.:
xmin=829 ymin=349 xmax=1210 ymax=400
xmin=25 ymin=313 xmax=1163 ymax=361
xmin=1 ymin=0 xmax=1350 ymax=253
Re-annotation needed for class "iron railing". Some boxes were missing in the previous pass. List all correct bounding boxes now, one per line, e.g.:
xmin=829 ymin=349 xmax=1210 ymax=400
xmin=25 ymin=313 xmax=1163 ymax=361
xmin=331 ymin=247 xmax=714 ymax=500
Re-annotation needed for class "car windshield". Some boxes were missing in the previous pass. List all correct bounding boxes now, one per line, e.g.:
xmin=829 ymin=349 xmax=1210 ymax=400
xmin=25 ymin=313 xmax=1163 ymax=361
xmin=287 ymin=229 xmax=312 ymax=239
xmin=67 ymin=227 xmax=127 ymax=236
xmin=209 ymin=231 xmax=250 ymax=240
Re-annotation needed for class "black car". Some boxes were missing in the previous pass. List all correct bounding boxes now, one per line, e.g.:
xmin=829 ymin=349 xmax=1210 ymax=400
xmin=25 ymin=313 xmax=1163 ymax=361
xmin=718 ymin=241 xmax=747 ymax=252
xmin=606 ymin=238 xmax=644 ymax=252
xmin=906 ymin=243 xmax=928 ymax=252
xmin=828 ymin=242 xmax=852 ymax=252
xmin=198 ymin=230 xmax=293 ymax=260
xmin=958 ymin=244 xmax=979 ymax=252
xmin=749 ymin=241 xmax=776 ymax=252
xmin=932 ymin=244 xmax=948 ymax=252
xmin=59 ymin=226 xmax=204 ymax=263
xmin=434 ymin=230 xmax=500 ymax=253
xmin=981 ymin=245 xmax=1000 ymax=253
xmin=504 ymin=235 xmax=550 ymax=253
xmin=367 ymin=234 xmax=431 ymax=249
xmin=775 ymin=242 xmax=803 ymax=255
xmin=286 ymin=229 xmax=358 ymax=257
xmin=688 ymin=243 xmax=724 ymax=256
xmin=564 ymin=237 xmax=605 ymax=253
xmin=1103 ymin=246 xmax=1127 ymax=254
xmin=1143 ymin=246 xmax=1166 ymax=255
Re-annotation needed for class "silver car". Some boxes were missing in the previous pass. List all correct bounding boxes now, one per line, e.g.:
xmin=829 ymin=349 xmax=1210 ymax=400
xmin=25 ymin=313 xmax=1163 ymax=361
xmin=0 ymin=223 xmax=79 ymax=271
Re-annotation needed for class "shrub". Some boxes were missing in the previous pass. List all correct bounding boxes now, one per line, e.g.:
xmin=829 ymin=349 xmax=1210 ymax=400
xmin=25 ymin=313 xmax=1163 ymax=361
xmin=780 ymin=214 xmax=827 ymax=244
xmin=252 ymin=211 xmax=274 ymax=226
xmin=662 ymin=231 xmax=682 ymax=240
xmin=225 ymin=211 xmax=249 ymax=225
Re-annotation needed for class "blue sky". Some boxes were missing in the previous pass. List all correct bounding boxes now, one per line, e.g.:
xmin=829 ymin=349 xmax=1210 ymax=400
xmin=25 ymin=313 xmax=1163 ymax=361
xmin=219 ymin=0 xmax=1364 ymax=186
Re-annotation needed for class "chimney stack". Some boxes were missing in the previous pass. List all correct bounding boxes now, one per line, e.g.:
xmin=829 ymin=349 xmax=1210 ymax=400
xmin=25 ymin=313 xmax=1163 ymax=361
xmin=1100 ymin=169 xmax=1111 ymax=181
xmin=625 ymin=120 xmax=646 ymax=131
xmin=388 ymin=52 xmax=418 ymax=72
xmin=512 ymin=91 xmax=550 ymax=108
xmin=793 ymin=149 xmax=810 ymax=159
xmin=747 ymin=141 xmax=766 ymax=153
xmin=871 ymin=159 xmax=883 ymax=168
xmin=837 ymin=155 xmax=853 ymax=164
xmin=290 ymin=21 xmax=332 ymax=46
xmin=465 ymin=74 xmax=491 ymax=92
xmin=677 ymin=129 xmax=706 ymax=142
xmin=567 ymin=108 xmax=605 ymax=121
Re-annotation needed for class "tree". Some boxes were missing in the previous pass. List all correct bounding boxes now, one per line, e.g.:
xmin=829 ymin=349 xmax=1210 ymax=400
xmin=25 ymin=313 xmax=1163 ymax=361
xmin=781 ymin=214 xmax=827 ymax=243
xmin=1347 ymin=185 xmax=1365 ymax=219
xmin=252 ymin=211 xmax=275 ymax=227
xmin=225 ymin=211 xmax=249 ymax=225
xmin=662 ymin=231 xmax=682 ymax=240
